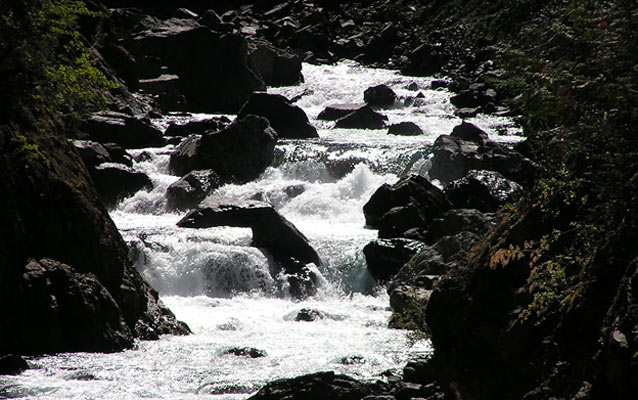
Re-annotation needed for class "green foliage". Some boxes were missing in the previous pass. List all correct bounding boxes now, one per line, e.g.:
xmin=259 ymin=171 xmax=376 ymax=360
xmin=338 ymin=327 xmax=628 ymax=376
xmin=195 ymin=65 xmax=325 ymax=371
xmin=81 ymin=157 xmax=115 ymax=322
xmin=13 ymin=133 xmax=50 ymax=170
xmin=25 ymin=0 xmax=114 ymax=118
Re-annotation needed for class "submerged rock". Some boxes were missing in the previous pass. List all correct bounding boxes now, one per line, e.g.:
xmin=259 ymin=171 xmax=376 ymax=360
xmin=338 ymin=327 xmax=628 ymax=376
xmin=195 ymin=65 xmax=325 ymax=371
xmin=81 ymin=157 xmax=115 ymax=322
xmin=237 ymin=93 xmax=318 ymax=139
xmin=334 ymin=105 xmax=388 ymax=129
xmin=317 ymin=103 xmax=366 ymax=121
xmin=387 ymin=122 xmax=423 ymax=136
xmin=294 ymin=308 xmax=326 ymax=322
xmin=221 ymin=347 xmax=268 ymax=358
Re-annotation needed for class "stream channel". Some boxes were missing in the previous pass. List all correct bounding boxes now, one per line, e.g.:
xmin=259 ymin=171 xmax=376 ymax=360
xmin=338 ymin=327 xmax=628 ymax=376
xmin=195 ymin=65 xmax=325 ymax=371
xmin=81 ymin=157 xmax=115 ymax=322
xmin=2 ymin=62 xmax=521 ymax=399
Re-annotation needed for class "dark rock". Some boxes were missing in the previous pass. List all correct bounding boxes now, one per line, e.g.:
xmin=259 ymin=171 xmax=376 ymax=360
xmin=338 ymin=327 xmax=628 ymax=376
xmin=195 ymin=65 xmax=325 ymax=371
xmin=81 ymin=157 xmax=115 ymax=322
xmin=102 ymin=143 xmax=134 ymax=168
xmin=456 ymin=107 xmax=480 ymax=118
xmin=335 ymin=105 xmax=388 ymax=129
xmin=450 ymin=121 xmax=489 ymax=144
xmin=135 ymin=55 xmax=162 ymax=79
xmin=429 ymin=130 xmax=536 ymax=185
xmin=173 ymin=8 xmax=198 ymax=19
xmin=363 ymin=84 xmax=397 ymax=107
xmin=70 ymin=139 xmax=111 ymax=169
xmin=221 ymin=347 xmax=267 ymax=358
xmin=99 ymin=44 xmax=138 ymax=91
xmin=248 ymin=40 xmax=303 ymax=86
xmin=92 ymin=163 xmax=153 ymax=207
xmin=177 ymin=197 xmax=320 ymax=267
xmin=165 ymin=169 xmax=221 ymax=210
xmin=450 ymin=90 xmax=480 ymax=109
xmin=198 ymin=10 xmax=229 ymax=31
xmin=388 ymin=285 xmax=432 ymax=319
xmin=248 ymin=371 xmax=385 ymax=400
xmin=4 ymin=258 xmax=134 ymax=354
xmin=198 ymin=115 xmax=278 ymax=182
xmin=165 ymin=116 xmax=231 ymax=137
xmin=388 ymin=122 xmax=423 ymax=136
xmin=426 ymin=209 xmax=495 ymax=244
xmin=0 ymin=355 xmax=29 ymax=375
xmin=445 ymin=170 xmax=523 ymax=212
xmin=295 ymin=308 xmax=325 ymax=322
xmin=237 ymin=93 xmax=317 ymax=139
xmin=400 ymin=43 xmax=450 ymax=76
xmin=403 ymin=358 xmax=437 ymax=384
xmin=80 ymin=112 xmax=164 ymax=149
xmin=168 ymin=135 xmax=203 ymax=176
xmin=317 ymin=103 xmax=366 ymax=121
xmin=363 ymin=238 xmax=427 ymax=282
xmin=138 ymin=74 xmax=187 ymax=112
xmin=363 ymin=175 xmax=452 ymax=238
xmin=134 ymin=23 xmax=265 ymax=112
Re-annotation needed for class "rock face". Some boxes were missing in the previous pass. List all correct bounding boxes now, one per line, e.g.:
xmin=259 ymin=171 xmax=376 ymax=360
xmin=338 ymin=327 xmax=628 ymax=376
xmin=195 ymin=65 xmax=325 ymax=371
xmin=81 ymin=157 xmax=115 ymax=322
xmin=363 ymin=174 xmax=452 ymax=239
xmin=0 ymin=114 xmax=189 ymax=355
xmin=80 ymin=112 xmax=164 ymax=149
xmin=165 ymin=169 xmax=221 ymax=210
xmin=169 ymin=115 xmax=278 ymax=181
xmin=237 ymin=93 xmax=318 ymax=139
xmin=132 ymin=21 xmax=265 ymax=113
xmin=248 ymin=40 xmax=303 ymax=86
xmin=429 ymin=123 xmax=536 ymax=185
xmin=363 ymin=84 xmax=397 ymax=107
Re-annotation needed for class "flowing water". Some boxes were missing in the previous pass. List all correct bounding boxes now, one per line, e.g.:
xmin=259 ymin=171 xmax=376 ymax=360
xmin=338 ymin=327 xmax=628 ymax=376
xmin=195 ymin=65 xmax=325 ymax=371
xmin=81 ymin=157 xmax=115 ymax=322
xmin=1 ymin=62 xmax=521 ymax=399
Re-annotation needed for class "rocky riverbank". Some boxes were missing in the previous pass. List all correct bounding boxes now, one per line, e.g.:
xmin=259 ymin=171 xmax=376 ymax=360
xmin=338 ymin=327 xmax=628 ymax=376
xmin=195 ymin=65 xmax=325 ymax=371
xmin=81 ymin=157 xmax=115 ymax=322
xmin=3 ymin=1 xmax=638 ymax=400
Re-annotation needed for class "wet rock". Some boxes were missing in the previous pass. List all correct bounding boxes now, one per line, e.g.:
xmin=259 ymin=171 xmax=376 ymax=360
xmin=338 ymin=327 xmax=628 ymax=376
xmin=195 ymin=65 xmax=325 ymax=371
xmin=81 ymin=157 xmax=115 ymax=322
xmin=238 ymin=93 xmax=317 ymax=139
xmin=177 ymin=197 xmax=320 ymax=267
xmin=165 ymin=169 xmax=221 ymax=210
xmin=363 ymin=175 xmax=452 ymax=238
xmin=387 ymin=122 xmax=423 ymax=136
xmin=445 ymin=170 xmax=523 ymax=212
xmin=165 ymin=116 xmax=231 ymax=137
xmin=248 ymin=371 xmax=385 ymax=400
xmin=70 ymin=139 xmax=111 ymax=169
xmin=317 ymin=103 xmax=366 ymax=121
xmin=363 ymin=84 xmax=397 ymax=107
xmin=133 ymin=22 xmax=265 ymax=112
xmin=102 ymin=143 xmax=134 ymax=168
xmin=295 ymin=308 xmax=325 ymax=322
xmin=426 ymin=209 xmax=495 ymax=244
xmin=198 ymin=115 xmax=278 ymax=182
xmin=168 ymin=135 xmax=202 ymax=176
xmin=248 ymin=40 xmax=303 ymax=86
xmin=0 ymin=355 xmax=29 ymax=375
xmin=92 ymin=163 xmax=153 ymax=207
xmin=221 ymin=347 xmax=267 ymax=358
xmin=429 ymin=126 xmax=536 ymax=185
xmin=363 ymin=238 xmax=427 ymax=282
xmin=451 ymin=121 xmax=489 ymax=144
xmin=334 ymin=105 xmax=388 ymax=129
xmin=80 ymin=112 xmax=164 ymax=149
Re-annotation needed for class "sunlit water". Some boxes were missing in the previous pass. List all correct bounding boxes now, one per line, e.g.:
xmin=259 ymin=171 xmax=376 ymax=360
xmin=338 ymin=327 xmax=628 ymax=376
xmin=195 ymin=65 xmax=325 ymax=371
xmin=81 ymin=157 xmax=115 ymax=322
xmin=1 ymin=62 xmax=521 ymax=399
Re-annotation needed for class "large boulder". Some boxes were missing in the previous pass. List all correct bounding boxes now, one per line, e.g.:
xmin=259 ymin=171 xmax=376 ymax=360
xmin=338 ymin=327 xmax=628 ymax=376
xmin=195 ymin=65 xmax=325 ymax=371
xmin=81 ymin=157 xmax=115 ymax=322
xmin=237 ymin=93 xmax=318 ymax=139
xmin=334 ymin=105 xmax=388 ymax=129
xmin=132 ymin=21 xmax=265 ymax=113
xmin=198 ymin=115 xmax=278 ymax=182
xmin=363 ymin=84 xmax=397 ymax=107
xmin=177 ymin=197 xmax=320 ymax=266
xmin=70 ymin=139 xmax=111 ymax=169
xmin=165 ymin=169 xmax=221 ymax=210
xmin=445 ymin=170 xmax=523 ymax=212
xmin=363 ymin=238 xmax=427 ymax=283
xmin=4 ymin=258 xmax=134 ymax=354
xmin=317 ymin=103 xmax=365 ymax=121
xmin=429 ymin=124 xmax=536 ymax=185
xmin=0 ymin=355 xmax=29 ymax=375
xmin=248 ymin=40 xmax=303 ymax=86
xmin=92 ymin=163 xmax=153 ymax=207
xmin=80 ymin=112 xmax=164 ymax=149
xmin=387 ymin=122 xmax=423 ymax=136
xmin=168 ymin=135 xmax=203 ymax=176
xmin=363 ymin=174 xmax=452 ymax=238
xmin=425 ymin=208 xmax=496 ymax=244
